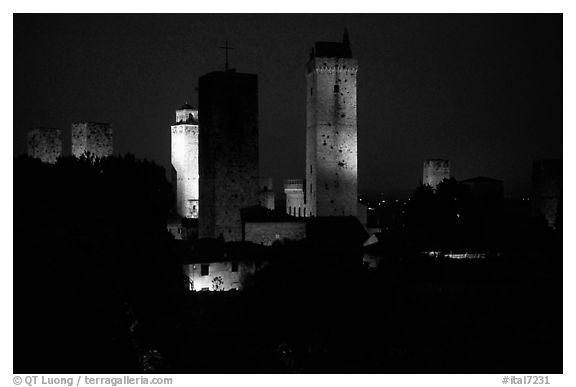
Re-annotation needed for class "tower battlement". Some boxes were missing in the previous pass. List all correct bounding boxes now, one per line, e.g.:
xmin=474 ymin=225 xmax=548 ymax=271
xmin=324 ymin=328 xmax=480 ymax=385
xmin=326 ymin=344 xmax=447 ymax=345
xmin=176 ymin=104 xmax=199 ymax=124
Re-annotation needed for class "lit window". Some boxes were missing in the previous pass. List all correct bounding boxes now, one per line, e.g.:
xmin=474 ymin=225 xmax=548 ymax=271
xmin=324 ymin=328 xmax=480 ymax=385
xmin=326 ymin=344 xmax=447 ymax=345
xmin=201 ymin=264 xmax=209 ymax=276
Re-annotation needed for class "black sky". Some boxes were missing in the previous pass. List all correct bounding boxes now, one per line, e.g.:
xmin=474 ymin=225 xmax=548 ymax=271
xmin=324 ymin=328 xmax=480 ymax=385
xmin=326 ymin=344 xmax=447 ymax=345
xmin=13 ymin=14 xmax=562 ymax=197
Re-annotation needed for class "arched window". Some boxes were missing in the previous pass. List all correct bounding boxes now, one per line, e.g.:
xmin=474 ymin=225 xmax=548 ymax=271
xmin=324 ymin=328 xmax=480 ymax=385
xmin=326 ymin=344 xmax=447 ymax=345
xmin=298 ymin=207 xmax=301 ymax=217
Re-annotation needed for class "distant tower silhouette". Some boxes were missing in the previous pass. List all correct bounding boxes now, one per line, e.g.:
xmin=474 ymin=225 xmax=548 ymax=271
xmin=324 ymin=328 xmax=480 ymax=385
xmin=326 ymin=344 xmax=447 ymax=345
xmin=423 ymin=159 xmax=450 ymax=189
xmin=171 ymin=103 xmax=199 ymax=218
xmin=27 ymin=128 xmax=62 ymax=164
xmin=532 ymin=159 xmax=562 ymax=229
xmin=71 ymin=122 xmax=113 ymax=158
xmin=198 ymin=69 xmax=260 ymax=241
xmin=306 ymin=29 xmax=358 ymax=217
xmin=258 ymin=177 xmax=275 ymax=210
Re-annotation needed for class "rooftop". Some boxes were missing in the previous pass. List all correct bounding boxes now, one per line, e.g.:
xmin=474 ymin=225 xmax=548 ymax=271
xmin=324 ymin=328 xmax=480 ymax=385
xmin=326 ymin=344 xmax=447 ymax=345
xmin=311 ymin=29 xmax=352 ymax=59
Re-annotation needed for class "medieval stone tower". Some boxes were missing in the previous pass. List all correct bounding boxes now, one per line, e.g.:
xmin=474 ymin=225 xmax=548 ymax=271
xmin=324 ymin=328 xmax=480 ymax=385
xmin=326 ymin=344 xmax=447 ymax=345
xmin=27 ymin=128 xmax=62 ymax=164
xmin=171 ymin=103 xmax=199 ymax=218
xmin=423 ymin=159 xmax=450 ymax=189
xmin=306 ymin=30 xmax=358 ymax=217
xmin=71 ymin=122 xmax=113 ymax=158
xmin=284 ymin=179 xmax=306 ymax=217
xmin=198 ymin=69 xmax=260 ymax=241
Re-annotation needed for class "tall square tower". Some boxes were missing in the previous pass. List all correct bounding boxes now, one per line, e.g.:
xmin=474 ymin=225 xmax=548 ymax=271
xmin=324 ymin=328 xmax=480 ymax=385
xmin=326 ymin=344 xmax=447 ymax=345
xmin=27 ymin=127 xmax=62 ymax=164
xmin=71 ymin=122 xmax=113 ymax=159
xmin=198 ymin=70 xmax=260 ymax=241
xmin=423 ymin=159 xmax=450 ymax=190
xmin=171 ymin=104 xmax=200 ymax=218
xmin=306 ymin=30 xmax=358 ymax=217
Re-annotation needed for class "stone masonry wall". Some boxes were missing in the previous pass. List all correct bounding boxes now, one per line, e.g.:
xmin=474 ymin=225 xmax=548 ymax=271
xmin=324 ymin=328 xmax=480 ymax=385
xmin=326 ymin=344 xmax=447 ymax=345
xmin=71 ymin=122 xmax=113 ymax=158
xmin=199 ymin=71 xmax=260 ymax=241
xmin=306 ymin=57 xmax=358 ymax=217
xmin=27 ymin=128 xmax=62 ymax=164
xmin=423 ymin=159 xmax=450 ymax=189
xmin=171 ymin=120 xmax=199 ymax=218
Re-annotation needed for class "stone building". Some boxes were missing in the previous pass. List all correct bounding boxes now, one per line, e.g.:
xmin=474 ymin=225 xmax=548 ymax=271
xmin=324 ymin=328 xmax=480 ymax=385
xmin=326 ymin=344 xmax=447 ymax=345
xmin=423 ymin=159 xmax=450 ymax=189
xmin=171 ymin=104 xmax=199 ymax=218
xmin=306 ymin=30 xmax=358 ymax=217
xmin=179 ymin=240 xmax=268 ymax=291
xmin=198 ymin=69 xmax=260 ymax=241
xmin=532 ymin=159 xmax=562 ymax=229
xmin=258 ymin=177 xmax=275 ymax=210
xmin=71 ymin=122 xmax=113 ymax=159
xmin=284 ymin=179 xmax=307 ymax=217
xmin=241 ymin=206 xmax=306 ymax=246
xmin=26 ymin=128 xmax=62 ymax=164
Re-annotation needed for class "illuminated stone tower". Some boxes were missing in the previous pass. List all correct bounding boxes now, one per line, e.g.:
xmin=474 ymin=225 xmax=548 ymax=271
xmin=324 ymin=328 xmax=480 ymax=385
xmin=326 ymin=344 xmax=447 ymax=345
xmin=284 ymin=179 xmax=306 ymax=217
xmin=306 ymin=29 xmax=358 ymax=217
xmin=198 ymin=69 xmax=260 ymax=241
xmin=423 ymin=159 xmax=450 ymax=189
xmin=27 ymin=128 xmax=62 ymax=164
xmin=171 ymin=103 xmax=199 ymax=218
xmin=71 ymin=122 xmax=113 ymax=158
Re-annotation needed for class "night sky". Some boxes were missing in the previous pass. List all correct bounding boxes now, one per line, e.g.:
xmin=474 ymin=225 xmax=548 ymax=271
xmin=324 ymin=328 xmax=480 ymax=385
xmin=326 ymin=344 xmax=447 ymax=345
xmin=13 ymin=14 xmax=562 ymax=197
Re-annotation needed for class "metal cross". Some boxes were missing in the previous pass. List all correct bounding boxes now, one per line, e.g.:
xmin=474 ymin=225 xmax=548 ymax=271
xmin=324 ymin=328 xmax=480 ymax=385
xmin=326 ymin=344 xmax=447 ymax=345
xmin=219 ymin=40 xmax=234 ymax=71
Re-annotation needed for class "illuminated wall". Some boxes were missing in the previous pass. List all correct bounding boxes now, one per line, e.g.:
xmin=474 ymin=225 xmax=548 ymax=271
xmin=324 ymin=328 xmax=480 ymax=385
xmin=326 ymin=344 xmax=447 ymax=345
xmin=183 ymin=261 xmax=264 ymax=291
xmin=198 ymin=70 xmax=260 ymax=241
xmin=171 ymin=105 xmax=199 ymax=218
xmin=27 ymin=128 xmax=62 ymax=164
xmin=306 ymin=34 xmax=358 ymax=217
xmin=423 ymin=159 xmax=450 ymax=189
xmin=284 ymin=179 xmax=306 ymax=217
xmin=71 ymin=122 xmax=113 ymax=159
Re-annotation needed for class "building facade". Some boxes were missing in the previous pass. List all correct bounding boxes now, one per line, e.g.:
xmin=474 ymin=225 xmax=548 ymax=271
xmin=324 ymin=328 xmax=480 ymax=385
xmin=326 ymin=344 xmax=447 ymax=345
xmin=71 ymin=122 xmax=113 ymax=159
xmin=284 ymin=179 xmax=306 ymax=217
xmin=171 ymin=104 xmax=200 ymax=218
xmin=183 ymin=260 xmax=258 ymax=291
xmin=198 ymin=70 xmax=260 ymax=241
xmin=306 ymin=30 xmax=358 ymax=217
xmin=423 ymin=159 xmax=450 ymax=189
xmin=26 ymin=128 xmax=62 ymax=164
